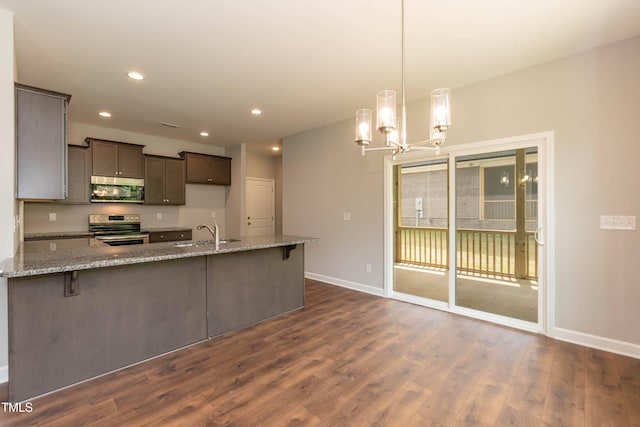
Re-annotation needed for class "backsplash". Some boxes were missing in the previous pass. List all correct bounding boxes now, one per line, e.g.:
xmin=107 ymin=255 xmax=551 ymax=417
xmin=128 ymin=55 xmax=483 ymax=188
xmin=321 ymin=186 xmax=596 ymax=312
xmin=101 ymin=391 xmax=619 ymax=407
xmin=24 ymin=184 xmax=229 ymax=241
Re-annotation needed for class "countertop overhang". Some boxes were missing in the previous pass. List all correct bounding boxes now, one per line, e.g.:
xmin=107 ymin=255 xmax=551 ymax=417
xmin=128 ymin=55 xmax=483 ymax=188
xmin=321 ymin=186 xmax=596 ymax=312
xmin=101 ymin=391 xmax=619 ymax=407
xmin=1 ymin=235 xmax=318 ymax=278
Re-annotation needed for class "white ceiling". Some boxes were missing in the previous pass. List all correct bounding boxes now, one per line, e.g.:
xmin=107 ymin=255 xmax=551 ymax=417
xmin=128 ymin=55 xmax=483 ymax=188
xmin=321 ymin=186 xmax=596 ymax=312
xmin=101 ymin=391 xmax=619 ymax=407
xmin=2 ymin=0 xmax=640 ymax=155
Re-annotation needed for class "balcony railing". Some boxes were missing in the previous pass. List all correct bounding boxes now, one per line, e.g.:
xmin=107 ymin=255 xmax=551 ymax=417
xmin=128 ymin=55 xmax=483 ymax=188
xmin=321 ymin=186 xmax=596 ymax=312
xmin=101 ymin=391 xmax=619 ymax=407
xmin=396 ymin=227 xmax=538 ymax=279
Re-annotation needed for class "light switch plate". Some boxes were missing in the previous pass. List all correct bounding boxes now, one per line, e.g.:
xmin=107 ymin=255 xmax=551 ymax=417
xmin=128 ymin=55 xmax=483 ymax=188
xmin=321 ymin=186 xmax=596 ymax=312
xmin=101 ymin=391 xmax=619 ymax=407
xmin=600 ymin=215 xmax=636 ymax=230
xmin=343 ymin=212 xmax=351 ymax=221
xmin=49 ymin=213 xmax=56 ymax=222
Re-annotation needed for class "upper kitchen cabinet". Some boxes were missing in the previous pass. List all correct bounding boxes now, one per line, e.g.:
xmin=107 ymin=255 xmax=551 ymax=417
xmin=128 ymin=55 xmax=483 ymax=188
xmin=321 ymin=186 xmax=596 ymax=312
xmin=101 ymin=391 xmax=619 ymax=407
xmin=59 ymin=145 xmax=91 ymax=204
xmin=179 ymin=151 xmax=231 ymax=186
xmin=144 ymin=155 xmax=185 ymax=205
xmin=15 ymin=84 xmax=71 ymax=200
xmin=87 ymin=138 xmax=144 ymax=179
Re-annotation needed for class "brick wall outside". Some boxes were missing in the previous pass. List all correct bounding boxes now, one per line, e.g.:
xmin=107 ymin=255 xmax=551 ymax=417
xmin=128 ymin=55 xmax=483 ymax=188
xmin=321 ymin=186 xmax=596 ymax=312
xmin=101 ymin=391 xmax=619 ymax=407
xmin=400 ymin=167 xmax=537 ymax=232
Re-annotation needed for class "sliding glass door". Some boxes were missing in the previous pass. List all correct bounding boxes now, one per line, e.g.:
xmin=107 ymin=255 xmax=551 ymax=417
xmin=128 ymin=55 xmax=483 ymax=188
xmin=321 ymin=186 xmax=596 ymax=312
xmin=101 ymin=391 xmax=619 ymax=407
xmin=388 ymin=134 xmax=548 ymax=331
xmin=393 ymin=159 xmax=449 ymax=304
xmin=454 ymin=148 xmax=539 ymax=322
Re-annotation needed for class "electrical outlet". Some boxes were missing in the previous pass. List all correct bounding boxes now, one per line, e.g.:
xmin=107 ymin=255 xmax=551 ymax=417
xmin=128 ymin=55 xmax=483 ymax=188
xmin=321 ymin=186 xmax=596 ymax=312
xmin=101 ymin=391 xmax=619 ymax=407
xmin=343 ymin=212 xmax=351 ymax=221
xmin=366 ymin=264 xmax=372 ymax=273
xmin=600 ymin=215 xmax=636 ymax=230
xmin=211 ymin=211 xmax=217 ymax=219
xmin=49 ymin=213 xmax=57 ymax=222
xmin=156 ymin=213 xmax=163 ymax=220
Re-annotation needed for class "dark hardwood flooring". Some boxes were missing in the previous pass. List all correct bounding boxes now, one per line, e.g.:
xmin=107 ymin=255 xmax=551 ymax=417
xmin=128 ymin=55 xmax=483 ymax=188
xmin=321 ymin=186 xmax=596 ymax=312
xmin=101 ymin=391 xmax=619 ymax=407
xmin=0 ymin=279 xmax=639 ymax=426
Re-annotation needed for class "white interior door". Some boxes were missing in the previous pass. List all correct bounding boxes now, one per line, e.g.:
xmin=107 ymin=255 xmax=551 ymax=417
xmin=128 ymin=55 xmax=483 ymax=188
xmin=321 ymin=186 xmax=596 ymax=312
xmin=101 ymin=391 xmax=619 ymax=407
xmin=246 ymin=177 xmax=275 ymax=236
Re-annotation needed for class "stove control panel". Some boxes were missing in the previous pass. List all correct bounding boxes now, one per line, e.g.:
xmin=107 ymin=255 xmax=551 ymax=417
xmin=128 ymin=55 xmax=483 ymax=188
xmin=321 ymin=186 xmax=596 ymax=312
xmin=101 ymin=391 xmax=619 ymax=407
xmin=89 ymin=214 xmax=141 ymax=225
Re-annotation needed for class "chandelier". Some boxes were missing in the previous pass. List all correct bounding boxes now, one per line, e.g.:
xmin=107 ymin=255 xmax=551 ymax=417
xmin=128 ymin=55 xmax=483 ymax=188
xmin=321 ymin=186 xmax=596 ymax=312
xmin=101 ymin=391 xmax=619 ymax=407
xmin=355 ymin=0 xmax=452 ymax=157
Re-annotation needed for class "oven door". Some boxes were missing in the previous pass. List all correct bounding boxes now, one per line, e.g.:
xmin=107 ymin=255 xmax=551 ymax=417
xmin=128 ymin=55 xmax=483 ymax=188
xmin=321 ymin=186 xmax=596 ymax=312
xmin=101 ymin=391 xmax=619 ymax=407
xmin=94 ymin=233 xmax=149 ymax=246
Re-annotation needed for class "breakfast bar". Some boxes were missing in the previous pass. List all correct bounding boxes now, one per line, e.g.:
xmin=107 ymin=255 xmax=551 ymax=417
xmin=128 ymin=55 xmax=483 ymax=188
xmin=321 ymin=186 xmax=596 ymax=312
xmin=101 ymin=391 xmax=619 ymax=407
xmin=1 ymin=235 xmax=316 ymax=402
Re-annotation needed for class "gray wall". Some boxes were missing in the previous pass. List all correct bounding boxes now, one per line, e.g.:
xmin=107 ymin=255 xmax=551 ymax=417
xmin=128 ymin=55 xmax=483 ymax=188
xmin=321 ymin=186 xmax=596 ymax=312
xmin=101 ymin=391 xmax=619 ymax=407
xmin=275 ymin=156 xmax=283 ymax=235
xmin=225 ymin=144 xmax=246 ymax=238
xmin=283 ymin=36 xmax=640 ymax=348
xmin=284 ymin=119 xmax=385 ymax=286
xmin=24 ymin=122 xmax=230 ymax=241
xmin=0 ymin=8 xmax=15 ymax=376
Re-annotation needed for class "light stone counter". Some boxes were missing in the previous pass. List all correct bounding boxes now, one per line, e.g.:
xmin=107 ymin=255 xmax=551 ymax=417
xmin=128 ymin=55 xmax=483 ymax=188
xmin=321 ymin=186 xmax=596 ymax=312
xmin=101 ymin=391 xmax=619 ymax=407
xmin=1 ymin=235 xmax=318 ymax=278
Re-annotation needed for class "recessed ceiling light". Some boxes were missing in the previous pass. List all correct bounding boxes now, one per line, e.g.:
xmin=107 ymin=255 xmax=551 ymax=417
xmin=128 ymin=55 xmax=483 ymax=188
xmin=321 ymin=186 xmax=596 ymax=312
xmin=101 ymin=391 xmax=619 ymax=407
xmin=127 ymin=71 xmax=145 ymax=80
xmin=200 ymin=131 xmax=209 ymax=137
xmin=250 ymin=108 xmax=262 ymax=116
xmin=271 ymin=146 xmax=281 ymax=151
xmin=98 ymin=111 xmax=111 ymax=118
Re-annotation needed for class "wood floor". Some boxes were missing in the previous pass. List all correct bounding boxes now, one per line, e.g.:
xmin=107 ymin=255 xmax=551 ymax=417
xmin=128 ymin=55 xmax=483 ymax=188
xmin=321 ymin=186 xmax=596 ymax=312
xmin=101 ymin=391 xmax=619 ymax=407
xmin=1 ymin=279 xmax=639 ymax=426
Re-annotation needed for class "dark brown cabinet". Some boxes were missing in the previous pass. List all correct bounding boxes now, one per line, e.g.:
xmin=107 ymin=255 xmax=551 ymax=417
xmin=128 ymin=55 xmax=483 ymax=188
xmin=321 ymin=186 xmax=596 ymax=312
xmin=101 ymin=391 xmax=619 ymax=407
xmin=144 ymin=155 xmax=185 ymax=205
xmin=59 ymin=145 xmax=91 ymax=204
xmin=87 ymin=138 xmax=144 ymax=178
xmin=15 ymin=84 xmax=71 ymax=200
xmin=148 ymin=229 xmax=192 ymax=243
xmin=179 ymin=151 xmax=231 ymax=185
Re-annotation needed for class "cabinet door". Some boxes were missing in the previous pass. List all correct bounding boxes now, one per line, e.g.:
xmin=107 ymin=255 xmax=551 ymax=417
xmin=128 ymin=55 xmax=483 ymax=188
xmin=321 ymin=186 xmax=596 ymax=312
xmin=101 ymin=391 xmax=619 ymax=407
xmin=164 ymin=158 xmax=186 ymax=205
xmin=118 ymin=144 xmax=144 ymax=178
xmin=144 ymin=156 xmax=165 ymax=204
xmin=184 ymin=152 xmax=212 ymax=184
xmin=61 ymin=146 xmax=91 ymax=204
xmin=184 ymin=152 xmax=231 ymax=185
xmin=16 ymin=87 xmax=68 ymax=199
xmin=209 ymin=156 xmax=231 ymax=185
xmin=91 ymin=140 xmax=118 ymax=177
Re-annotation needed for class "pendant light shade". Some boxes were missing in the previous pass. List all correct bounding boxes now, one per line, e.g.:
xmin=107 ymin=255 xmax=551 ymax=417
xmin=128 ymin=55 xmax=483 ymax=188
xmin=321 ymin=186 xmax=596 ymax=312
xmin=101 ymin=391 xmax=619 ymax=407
xmin=376 ymin=90 xmax=397 ymax=134
xmin=430 ymin=88 xmax=451 ymax=133
xmin=355 ymin=109 xmax=373 ymax=146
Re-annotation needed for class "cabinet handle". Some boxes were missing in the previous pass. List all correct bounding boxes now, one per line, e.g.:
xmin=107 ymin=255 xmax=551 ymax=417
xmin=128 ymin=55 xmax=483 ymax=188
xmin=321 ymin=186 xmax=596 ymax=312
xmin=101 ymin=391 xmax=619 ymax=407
xmin=160 ymin=235 xmax=164 ymax=239
xmin=180 ymin=234 xmax=184 ymax=238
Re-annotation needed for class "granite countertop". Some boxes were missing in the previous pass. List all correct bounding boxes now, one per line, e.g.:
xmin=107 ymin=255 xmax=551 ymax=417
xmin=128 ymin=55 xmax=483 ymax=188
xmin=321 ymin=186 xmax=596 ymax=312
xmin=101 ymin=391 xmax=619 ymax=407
xmin=143 ymin=227 xmax=193 ymax=233
xmin=1 ymin=235 xmax=318 ymax=279
xmin=24 ymin=231 xmax=94 ymax=240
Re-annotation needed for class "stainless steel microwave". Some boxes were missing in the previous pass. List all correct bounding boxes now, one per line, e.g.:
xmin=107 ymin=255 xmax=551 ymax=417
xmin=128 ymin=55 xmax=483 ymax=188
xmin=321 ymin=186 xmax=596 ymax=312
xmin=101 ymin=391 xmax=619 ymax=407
xmin=90 ymin=176 xmax=144 ymax=203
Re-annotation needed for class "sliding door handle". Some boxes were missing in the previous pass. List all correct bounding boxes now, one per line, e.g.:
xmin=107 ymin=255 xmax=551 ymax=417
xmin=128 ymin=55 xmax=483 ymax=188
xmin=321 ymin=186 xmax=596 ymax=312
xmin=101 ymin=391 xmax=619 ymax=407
xmin=534 ymin=226 xmax=544 ymax=245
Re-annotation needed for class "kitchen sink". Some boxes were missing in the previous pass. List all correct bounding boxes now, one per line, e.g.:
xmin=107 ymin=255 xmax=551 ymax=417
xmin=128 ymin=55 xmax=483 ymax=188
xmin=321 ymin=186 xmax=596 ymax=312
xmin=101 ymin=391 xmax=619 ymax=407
xmin=171 ymin=238 xmax=241 ymax=248
xmin=171 ymin=241 xmax=198 ymax=248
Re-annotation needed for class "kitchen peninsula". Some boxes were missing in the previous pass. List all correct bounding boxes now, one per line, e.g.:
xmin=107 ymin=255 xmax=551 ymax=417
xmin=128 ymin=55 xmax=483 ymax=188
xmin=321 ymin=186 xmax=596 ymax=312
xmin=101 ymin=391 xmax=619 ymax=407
xmin=1 ymin=235 xmax=316 ymax=402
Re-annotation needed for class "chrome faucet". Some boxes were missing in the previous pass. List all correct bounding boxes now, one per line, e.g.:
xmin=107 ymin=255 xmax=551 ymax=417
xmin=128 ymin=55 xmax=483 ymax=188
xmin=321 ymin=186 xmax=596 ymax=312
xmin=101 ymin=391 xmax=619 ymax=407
xmin=196 ymin=221 xmax=219 ymax=247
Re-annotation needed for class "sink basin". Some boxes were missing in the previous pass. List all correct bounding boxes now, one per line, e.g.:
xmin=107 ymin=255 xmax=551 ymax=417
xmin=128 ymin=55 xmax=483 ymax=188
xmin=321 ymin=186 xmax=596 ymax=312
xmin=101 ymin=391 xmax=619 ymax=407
xmin=171 ymin=239 xmax=241 ymax=248
xmin=171 ymin=241 xmax=198 ymax=248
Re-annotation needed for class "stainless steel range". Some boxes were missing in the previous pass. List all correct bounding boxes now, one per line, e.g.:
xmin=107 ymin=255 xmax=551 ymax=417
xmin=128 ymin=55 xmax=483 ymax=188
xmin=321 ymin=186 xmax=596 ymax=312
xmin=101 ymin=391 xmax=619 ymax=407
xmin=89 ymin=214 xmax=149 ymax=246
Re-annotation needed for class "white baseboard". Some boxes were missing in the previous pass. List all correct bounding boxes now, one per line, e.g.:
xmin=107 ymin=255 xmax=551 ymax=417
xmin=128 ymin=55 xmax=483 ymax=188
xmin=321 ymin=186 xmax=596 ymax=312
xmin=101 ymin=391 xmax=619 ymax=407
xmin=551 ymin=327 xmax=640 ymax=360
xmin=0 ymin=365 xmax=7 ymax=383
xmin=305 ymin=272 xmax=384 ymax=297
